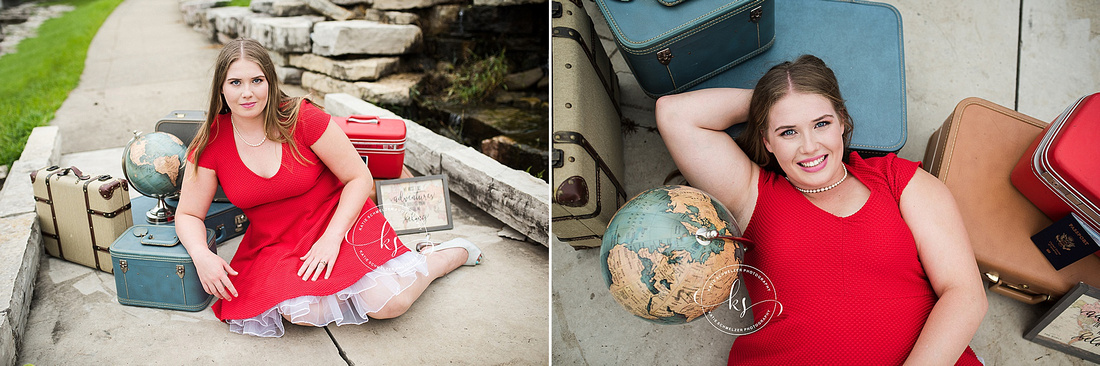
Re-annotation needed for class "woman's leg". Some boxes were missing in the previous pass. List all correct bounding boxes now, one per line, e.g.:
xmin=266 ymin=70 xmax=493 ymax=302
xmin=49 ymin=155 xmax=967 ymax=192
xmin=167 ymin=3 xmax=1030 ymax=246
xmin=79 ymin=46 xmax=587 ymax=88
xmin=283 ymin=299 xmax=327 ymax=325
xmin=365 ymin=247 xmax=468 ymax=319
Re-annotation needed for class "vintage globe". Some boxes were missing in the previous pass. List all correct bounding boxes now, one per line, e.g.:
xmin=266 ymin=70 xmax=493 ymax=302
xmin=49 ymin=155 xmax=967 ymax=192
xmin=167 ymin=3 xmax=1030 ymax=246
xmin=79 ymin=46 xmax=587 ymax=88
xmin=122 ymin=131 xmax=187 ymax=199
xmin=600 ymin=185 xmax=747 ymax=325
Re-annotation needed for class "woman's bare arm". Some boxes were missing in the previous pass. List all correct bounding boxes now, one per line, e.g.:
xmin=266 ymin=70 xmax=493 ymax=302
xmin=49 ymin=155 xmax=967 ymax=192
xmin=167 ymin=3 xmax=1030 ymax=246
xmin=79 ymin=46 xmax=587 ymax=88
xmin=655 ymin=88 xmax=760 ymax=230
xmin=900 ymin=170 xmax=988 ymax=365
xmin=296 ymin=120 xmax=373 ymax=281
xmin=177 ymin=163 xmax=239 ymax=300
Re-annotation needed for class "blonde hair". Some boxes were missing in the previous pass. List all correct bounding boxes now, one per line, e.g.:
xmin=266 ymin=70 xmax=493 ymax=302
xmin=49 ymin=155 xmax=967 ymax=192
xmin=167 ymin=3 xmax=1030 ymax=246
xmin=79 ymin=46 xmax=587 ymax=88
xmin=188 ymin=38 xmax=316 ymax=173
xmin=735 ymin=55 xmax=853 ymax=174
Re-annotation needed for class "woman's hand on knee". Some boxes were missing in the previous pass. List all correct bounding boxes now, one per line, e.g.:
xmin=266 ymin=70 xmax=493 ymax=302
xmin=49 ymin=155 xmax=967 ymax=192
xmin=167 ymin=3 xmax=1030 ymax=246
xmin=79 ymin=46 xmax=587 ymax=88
xmin=299 ymin=236 xmax=341 ymax=281
xmin=195 ymin=251 xmax=238 ymax=301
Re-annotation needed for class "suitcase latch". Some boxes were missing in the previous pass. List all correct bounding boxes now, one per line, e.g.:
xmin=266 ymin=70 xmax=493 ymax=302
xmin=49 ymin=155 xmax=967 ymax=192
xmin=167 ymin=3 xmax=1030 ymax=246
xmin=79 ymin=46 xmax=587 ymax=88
xmin=657 ymin=48 xmax=673 ymax=66
xmin=119 ymin=260 xmax=128 ymax=274
xmin=749 ymin=6 xmax=763 ymax=23
xmin=235 ymin=214 xmax=248 ymax=232
xmin=176 ymin=265 xmax=186 ymax=279
xmin=552 ymin=149 xmax=564 ymax=168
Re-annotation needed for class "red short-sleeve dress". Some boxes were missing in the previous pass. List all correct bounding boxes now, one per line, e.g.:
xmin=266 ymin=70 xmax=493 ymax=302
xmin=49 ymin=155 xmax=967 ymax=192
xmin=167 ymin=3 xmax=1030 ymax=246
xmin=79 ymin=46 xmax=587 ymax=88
xmin=727 ymin=152 xmax=982 ymax=365
xmin=191 ymin=100 xmax=427 ymax=337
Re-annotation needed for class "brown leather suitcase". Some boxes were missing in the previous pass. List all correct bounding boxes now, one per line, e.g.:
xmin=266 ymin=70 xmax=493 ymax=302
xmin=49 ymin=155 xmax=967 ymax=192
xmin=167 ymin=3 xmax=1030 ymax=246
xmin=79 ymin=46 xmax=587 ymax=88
xmin=551 ymin=0 xmax=627 ymax=248
xmin=923 ymin=97 xmax=1100 ymax=304
xmin=30 ymin=166 xmax=133 ymax=273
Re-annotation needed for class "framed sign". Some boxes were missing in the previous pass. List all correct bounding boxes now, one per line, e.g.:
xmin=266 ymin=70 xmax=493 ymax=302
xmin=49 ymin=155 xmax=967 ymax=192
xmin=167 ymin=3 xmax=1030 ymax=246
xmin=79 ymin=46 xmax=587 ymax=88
xmin=375 ymin=175 xmax=453 ymax=235
xmin=1025 ymin=282 xmax=1100 ymax=362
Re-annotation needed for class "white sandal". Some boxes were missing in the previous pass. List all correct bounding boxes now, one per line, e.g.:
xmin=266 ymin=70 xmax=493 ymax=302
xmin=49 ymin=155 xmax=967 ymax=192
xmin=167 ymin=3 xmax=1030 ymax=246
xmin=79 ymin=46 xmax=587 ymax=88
xmin=415 ymin=238 xmax=482 ymax=266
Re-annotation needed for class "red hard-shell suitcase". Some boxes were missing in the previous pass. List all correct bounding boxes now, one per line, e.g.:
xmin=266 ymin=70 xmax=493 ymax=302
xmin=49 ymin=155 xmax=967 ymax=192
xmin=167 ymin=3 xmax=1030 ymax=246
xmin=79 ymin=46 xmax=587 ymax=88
xmin=1011 ymin=92 xmax=1100 ymax=233
xmin=334 ymin=115 xmax=406 ymax=179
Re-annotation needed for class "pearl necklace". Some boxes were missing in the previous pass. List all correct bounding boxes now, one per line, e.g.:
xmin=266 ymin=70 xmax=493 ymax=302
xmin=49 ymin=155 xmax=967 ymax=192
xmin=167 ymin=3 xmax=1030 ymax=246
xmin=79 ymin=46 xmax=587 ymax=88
xmin=789 ymin=166 xmax=848 ymax=194
xmin=231 ymin=115 xmax=266 ymax=147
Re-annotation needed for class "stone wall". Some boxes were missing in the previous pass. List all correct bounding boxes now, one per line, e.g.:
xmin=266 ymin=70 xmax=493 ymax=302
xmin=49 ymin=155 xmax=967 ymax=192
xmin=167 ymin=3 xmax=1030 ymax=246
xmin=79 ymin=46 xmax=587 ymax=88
xmin=179 ymin=0 xmax=547 ymax=108
xmin=0 ymin=126 xmax=59 ymax=366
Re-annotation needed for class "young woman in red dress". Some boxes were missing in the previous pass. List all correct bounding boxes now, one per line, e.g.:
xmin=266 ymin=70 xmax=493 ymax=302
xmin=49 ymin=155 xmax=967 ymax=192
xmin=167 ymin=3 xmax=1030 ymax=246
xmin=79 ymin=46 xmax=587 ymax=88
xmin=655 ymin=55 xmax=987 ymax=365
xmin=175 ymin=38 xmax=482 ymax=337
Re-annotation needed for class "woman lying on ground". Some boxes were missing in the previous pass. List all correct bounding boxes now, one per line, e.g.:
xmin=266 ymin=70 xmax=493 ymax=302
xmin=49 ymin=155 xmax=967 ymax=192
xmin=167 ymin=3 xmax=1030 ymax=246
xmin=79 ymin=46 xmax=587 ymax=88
xmin=655 ymin=54 xmax=987 ymax=365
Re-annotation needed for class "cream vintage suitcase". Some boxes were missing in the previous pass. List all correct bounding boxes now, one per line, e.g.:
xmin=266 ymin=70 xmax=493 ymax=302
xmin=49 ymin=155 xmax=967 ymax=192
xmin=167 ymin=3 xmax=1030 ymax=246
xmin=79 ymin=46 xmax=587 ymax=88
xmin=31 ymin=165 xmax=133 ymax=273
xmin=552 ymin=0 xmax=627 ymax=248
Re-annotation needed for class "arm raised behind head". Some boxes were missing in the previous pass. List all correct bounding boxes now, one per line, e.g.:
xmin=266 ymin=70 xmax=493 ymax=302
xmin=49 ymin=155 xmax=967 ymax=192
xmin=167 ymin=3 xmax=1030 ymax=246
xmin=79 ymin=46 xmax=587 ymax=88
xmin=655 ymin=87 xmax=760 ymax=232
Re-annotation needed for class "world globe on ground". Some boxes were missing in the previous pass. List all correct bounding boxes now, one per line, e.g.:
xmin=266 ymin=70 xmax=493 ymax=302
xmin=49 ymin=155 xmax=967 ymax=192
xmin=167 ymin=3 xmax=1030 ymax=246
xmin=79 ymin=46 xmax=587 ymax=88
xmin=601 ymin=185 xmax=747 ymax=325
xmin=122 ymin=131 xmax=187 ymax=198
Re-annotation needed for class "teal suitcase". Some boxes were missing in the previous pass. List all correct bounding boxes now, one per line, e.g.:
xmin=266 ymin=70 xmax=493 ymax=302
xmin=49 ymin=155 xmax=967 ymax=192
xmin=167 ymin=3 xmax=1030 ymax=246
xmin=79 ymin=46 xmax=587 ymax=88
xmin=595 ymin=0 xmax=775 ymax=97
xmin=110 ymin=225 xmax=216 ymax=312
xmin=692 ymin=0 xmax=907 ymax=156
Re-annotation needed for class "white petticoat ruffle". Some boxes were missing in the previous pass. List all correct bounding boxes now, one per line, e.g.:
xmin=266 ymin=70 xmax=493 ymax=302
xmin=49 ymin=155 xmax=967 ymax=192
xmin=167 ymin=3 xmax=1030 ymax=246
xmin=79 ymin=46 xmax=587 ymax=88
xmin=227 ymin=251 xmax=429 ymax=337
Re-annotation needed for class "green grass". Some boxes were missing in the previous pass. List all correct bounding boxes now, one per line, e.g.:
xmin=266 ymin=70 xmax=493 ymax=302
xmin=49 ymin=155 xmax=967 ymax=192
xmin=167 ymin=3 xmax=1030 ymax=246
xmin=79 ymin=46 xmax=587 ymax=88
xmin=227 ymin=0 xmax=250 ymax=7
xmin=444 ymin=49 xmax=510 ymax=105
xmin=0 ymin=0 xmax=125 ymax=168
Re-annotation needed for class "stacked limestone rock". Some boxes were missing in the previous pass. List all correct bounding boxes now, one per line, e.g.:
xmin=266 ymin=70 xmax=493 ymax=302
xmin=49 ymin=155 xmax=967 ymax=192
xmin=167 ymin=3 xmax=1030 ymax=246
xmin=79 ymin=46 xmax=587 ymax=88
xmin=180 ymin=0 xmax=458 ymax=106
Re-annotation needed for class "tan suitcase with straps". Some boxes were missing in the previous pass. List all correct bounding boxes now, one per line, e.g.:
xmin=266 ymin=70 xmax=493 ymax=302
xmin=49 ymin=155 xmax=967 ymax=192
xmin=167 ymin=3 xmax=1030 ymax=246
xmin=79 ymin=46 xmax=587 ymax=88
xmin=923 ymin=97 xmax=1100 ymax=303
xmin=31 ymin=166 xmax=133 ymax=273
xmin=551 ymin=0 xmax=627 ymax=248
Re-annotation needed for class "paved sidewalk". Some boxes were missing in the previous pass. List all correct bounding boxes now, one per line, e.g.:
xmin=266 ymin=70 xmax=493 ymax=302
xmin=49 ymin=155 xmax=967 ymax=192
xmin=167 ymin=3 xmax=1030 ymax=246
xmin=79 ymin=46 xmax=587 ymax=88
xmin=553 ymin=0 xmax=1100 ymax=365
xmin=16 ymin=0 xmax=549 ymax=364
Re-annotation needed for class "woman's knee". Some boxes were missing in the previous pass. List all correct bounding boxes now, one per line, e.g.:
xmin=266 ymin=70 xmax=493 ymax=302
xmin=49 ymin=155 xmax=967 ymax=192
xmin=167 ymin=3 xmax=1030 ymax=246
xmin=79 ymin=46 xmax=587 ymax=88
xmin=369 ymin=296 xmax=412 ymax=319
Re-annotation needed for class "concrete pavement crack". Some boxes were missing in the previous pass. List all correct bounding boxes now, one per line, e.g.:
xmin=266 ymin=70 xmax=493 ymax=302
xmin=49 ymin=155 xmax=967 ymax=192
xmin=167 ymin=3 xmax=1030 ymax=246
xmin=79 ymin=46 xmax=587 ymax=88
xmin=324 ymin=326 xmax=354 ymax=366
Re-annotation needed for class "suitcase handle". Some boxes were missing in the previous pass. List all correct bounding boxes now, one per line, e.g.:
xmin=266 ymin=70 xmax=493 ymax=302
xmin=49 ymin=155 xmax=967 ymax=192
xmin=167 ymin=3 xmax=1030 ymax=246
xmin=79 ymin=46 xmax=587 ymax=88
xmin=57 ymin=166 xmax=90 ymax=180
xmin=989 ymin=282 xmax=1048 ymax=304
xmin=347 ymin=115 xmax=380 ymax=124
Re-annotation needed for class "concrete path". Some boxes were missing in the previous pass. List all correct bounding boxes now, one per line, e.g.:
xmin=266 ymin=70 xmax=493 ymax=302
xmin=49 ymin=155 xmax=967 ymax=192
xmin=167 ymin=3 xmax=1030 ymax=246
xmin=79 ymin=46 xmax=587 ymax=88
xmin=553 ymin=0 xmax=1100 ymax=365
xmin=17 ymin=0 xmax=549 ymax=364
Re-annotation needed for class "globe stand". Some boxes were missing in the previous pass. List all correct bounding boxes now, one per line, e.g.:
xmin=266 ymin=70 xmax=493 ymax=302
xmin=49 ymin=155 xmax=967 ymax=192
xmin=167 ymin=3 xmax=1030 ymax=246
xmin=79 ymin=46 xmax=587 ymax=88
xmin=146 ymin=195 xmax=175 ymax=224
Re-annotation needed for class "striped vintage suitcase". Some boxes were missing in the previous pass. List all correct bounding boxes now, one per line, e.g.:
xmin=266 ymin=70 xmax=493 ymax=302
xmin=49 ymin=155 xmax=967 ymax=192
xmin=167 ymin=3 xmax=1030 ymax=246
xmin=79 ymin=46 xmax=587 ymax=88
xmin=30 ymin=165 xmax=133 ymax=273
xmin=551 ymin=0 xmax=627 ymax=248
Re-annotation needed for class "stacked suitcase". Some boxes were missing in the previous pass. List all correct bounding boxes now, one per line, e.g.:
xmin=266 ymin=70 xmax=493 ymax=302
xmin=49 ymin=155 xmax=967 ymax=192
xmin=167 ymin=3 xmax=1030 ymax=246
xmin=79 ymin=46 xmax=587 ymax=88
xmin=1011 ymin=92 xmax=1100 ymax=235
xmin=110 ymin=225 xmax=217 ymax=311
xmin=594 ymin=0 xmax=775 ymax=97
xmin=923 ymin=97 xmax=1100 ymax=303
xmin=156 ymin=110 xmax=232 ymax=202
xmin=691 ymin=0 xmax=908 ymax=157
xmin=130 ymin=195 xmax=249 ymax=245
xmin=551 ymin=0 xmax=627 ymax=249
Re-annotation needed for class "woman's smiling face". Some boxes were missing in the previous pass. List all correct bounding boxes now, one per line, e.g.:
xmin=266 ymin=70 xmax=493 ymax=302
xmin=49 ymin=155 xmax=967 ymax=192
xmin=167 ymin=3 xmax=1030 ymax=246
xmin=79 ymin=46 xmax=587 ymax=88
xmin=762 ymin=91 xmax=847 ymax=190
